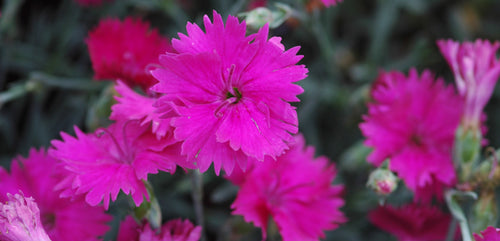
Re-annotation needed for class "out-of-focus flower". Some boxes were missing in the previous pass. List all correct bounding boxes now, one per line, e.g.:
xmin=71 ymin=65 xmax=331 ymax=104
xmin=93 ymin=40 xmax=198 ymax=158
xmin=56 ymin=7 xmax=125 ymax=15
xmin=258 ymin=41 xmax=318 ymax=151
xmin=230 ymin=134 xmax=345 ymax=241
xmin=151 ymin=10 xmax=307 ymax=175
xmin=369 ymin=204 xmax=451 ymax=241
xmin=50 ymin=120 xmax=186 ymax=209
xmin=360 ymin=69 xmax=463 ymax=202
xmin=110 ymin=81 xmax=172 ymax=139
xmin=0 ymin=149 xmax=111 ymax=241
xmin=437 ymin=39 xmax=500 ymax=132
xmin=117 ymin=216 xmax=201 ymax=241
xmin=86 ymin=17 xmax=172 ymax=91
xmin=474 ymin=226 xmax=500 ymax=241
xmin=0 ymin=193 xmax=51 ymax=241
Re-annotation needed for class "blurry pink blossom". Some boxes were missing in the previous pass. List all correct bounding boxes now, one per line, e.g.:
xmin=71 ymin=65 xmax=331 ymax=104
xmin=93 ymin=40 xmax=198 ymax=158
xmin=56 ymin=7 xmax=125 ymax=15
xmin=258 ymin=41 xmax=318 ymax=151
xmin=0 ymin=149 xmax=111 ymax=241
xmin=86 ymin=17 xmax=172 ymax=91
xmin=230 ymin=134 xmax=345 ymax=241
xmin=117 ymin=216 xmax=201 ymax=241
xmin=321 ymin=0 xmax=343 ymax=7
xmin=474 ymin=226 xmax=500 ymax=241
xmin=369 ymin=204 xmax=451 ymax=241
xmin=437 ymin=39 xmax=500 ymax=131
xmin=360 ymin=69 xmax=463 ymax=202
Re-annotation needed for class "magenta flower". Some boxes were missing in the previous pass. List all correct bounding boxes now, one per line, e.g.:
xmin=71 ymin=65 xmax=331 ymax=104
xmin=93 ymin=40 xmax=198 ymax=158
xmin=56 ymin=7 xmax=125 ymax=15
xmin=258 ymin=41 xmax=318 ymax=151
xmin=321 ymin=0 xmax=343 ymax=7
xmin=50 ymin=120 xmax=186 ymax=209
xmin=437 ymin=39 xmax=500 ymax=131
xmin=474 ymin=226 xmax=500 ymax=241
xmin=360 ymin=69 xmax=463 ymax=202
xmin=117 ymin=216 xmax=201 ymax=241
xmin=110 ymin=81 xmax=173 ymax=139
xmin=369 ymin=204 xmax=451 ymax=241
xmin=230 ymin=134 xmax=345 ymax=241
xmin=0 ymin=193 xmax=51 ymax=241
xmin=86 ymin=17 xmax=172 ymax=91
xmin=151 ymin=11 xmax=307 ymax=175
xmin=0 ymin=149 xmax=111 ymax=241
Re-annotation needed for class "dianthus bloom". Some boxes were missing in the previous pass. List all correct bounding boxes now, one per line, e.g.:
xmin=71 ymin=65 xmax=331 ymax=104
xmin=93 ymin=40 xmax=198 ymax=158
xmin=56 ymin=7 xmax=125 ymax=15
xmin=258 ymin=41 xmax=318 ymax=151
xmin=117 ymin=216 xmax=201 ymax=241
xmin=321 ymin=0 xmax=343 ymax=7
xmin=0 ymin=193 xmax=51 ymax=241
xmin=50 ymin=120 xmax=185 ymax=209
xmin=86 ymin=17 xmax=172 ymax=90
xmin=151 ymin=11 xmax=307 ymax=175
xmin=0 ymin=149 xmax=111 ymax=241
xmin=230 ymin=134 xmax=346 ymax=241
xmin=437 ymin=39 xmax=500 ymax=131
xmin=474 ymin=226 xmax=500 ymax=241
xmin=369 ymin=204 xmax=451 ymax=241
xmin=360 ymin=69 xmax=463 ymax=202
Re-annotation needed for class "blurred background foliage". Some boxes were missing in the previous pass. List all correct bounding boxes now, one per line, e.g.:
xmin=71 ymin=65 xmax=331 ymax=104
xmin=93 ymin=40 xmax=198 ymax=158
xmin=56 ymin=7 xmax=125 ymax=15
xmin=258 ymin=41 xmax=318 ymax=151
xmin=1 ymin=0 xmax=500 ymax=240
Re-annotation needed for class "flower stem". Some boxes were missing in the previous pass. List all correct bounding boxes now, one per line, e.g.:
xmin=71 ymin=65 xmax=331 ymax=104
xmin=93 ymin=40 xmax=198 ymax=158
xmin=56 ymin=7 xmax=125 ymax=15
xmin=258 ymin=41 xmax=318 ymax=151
xmin=190 ymin=169 xmax=206 ymax=241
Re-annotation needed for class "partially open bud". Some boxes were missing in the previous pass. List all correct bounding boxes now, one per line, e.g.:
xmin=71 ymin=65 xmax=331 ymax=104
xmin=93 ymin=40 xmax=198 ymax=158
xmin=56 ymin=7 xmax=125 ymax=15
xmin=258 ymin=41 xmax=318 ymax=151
xmin=367 ymin=168 xmax=398 ymax=196
xmin=471 ymin=192 xmax=498 ymax=234
xmin=238 ymin=3 xmax=293 ymax=29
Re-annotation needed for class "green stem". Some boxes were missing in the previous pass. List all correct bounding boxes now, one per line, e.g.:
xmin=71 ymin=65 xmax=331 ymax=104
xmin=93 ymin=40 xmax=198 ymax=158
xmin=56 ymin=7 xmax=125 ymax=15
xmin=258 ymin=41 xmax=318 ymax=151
xmin=0 ymin=0 xmax=25 ymax=39
xmin=445 ymin=218 xmax=458 ymax=241
xmin=445 ymin=190 xmax=477 ymax=241
xmin=190 ymin=169 xmax=206 ymax=241
xmin=0 ymin=81 xmax=39 ymax=108
xmin=29 ymin=72 xmax=104 ymax=91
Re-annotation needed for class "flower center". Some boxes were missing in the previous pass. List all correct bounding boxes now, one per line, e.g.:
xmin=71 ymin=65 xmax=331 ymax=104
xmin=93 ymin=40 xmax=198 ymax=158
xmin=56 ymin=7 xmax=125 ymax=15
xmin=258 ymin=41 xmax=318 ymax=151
xmin=226 ymin=87 xmax=242 ymax=104
xmin=41 ymin=212 xmax=56 ymax=232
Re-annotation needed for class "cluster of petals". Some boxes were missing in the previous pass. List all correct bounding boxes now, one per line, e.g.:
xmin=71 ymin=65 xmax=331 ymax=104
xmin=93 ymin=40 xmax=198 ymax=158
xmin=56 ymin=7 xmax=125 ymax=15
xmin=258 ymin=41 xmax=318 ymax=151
xmin=50 ymin=120 xmax=186 ymax=209
xmin=0 ymin=149 xmax=111 ymax=241
xmin=117 ymin=216 xmax=201 ymax=241
xmin=151 ymin=10 xmax=307 ymax=175
xmin=474 ymin=226 xmax=500 ymax=241
xmin=437 ymin=39 xmax=500 ymax=131
xmin=369 ymin=204 xmax=451 ymax=241
xmin=360 ymin=69 xmax=463 ymax=202
xmin=230 ymin=134 xmax=346 ymax=241
xmin=111 ymin=81 xmax=172 ymax=139
xmin=86 ymin=17 xmax=172 ymax=90
xmin=0 ymin=193 xmax=51 ymax=241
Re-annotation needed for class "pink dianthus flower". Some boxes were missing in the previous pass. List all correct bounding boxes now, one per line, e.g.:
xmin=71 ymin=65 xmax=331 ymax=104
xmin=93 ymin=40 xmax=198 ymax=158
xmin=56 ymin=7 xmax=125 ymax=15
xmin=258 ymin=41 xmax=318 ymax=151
xmin=151 ymin=11 xmax=307 ymax=175
xmin=0 ymin=149 xmax=111 ymax=241
xmin=230 ymin=134 xmax=346 ymax=241
xmin=369 ymin=204 xmax=451 ymax=241
xmin=117 ymin=216 xmax=201 ymax=241
xmin=86 ymin=17 xmax=172 ymax=91
xmin=50 ymin=120 xmax=186 ymax=209
xmin=474 ymin=226 xmax=500 ymax=241
xmin=360 ymin=69 xmax=463 ymax=202
xmin=437 ymin=39 xmax=500 ymax=131
xmin=0 ymin=193 xmax=51 ymax=241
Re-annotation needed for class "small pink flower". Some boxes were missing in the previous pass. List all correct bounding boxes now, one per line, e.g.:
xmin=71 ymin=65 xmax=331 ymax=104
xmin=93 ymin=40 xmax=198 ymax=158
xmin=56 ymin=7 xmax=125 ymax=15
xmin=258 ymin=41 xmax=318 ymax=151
xmin=474 ymin=226 xmax=500 ymax=241
xmin=86 ymin=17 xmax=172 ymax=91
xmin=151 ymin=10 xmax=307 ymax=175
xmin=0 ymin=193 xmax=51 ymax=241
xmin=50 ymin=120 xmax=186 ymax=209
xmin=321 ymin=0 xmax=343 ymax=7
xmin=360 ymin=69 xmax=463 ymax=202
xmin=369 ymin=204 xmax=451 ymax=241
xmin=437 ymin=39 xmax=500 ymax=131
xmin=230 ymin=134 xmax=345 ymax=241
xmin=117 ymin=216 xmax=201 ymax=241
xmin=0 ymin=149 xmax=111 ymax=241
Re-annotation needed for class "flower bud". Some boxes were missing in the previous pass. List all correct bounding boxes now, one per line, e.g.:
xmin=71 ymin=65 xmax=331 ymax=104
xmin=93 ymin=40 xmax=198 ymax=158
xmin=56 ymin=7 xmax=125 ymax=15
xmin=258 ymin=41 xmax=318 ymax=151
xmin=367 ymin=168 xmax=398 ymax=196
